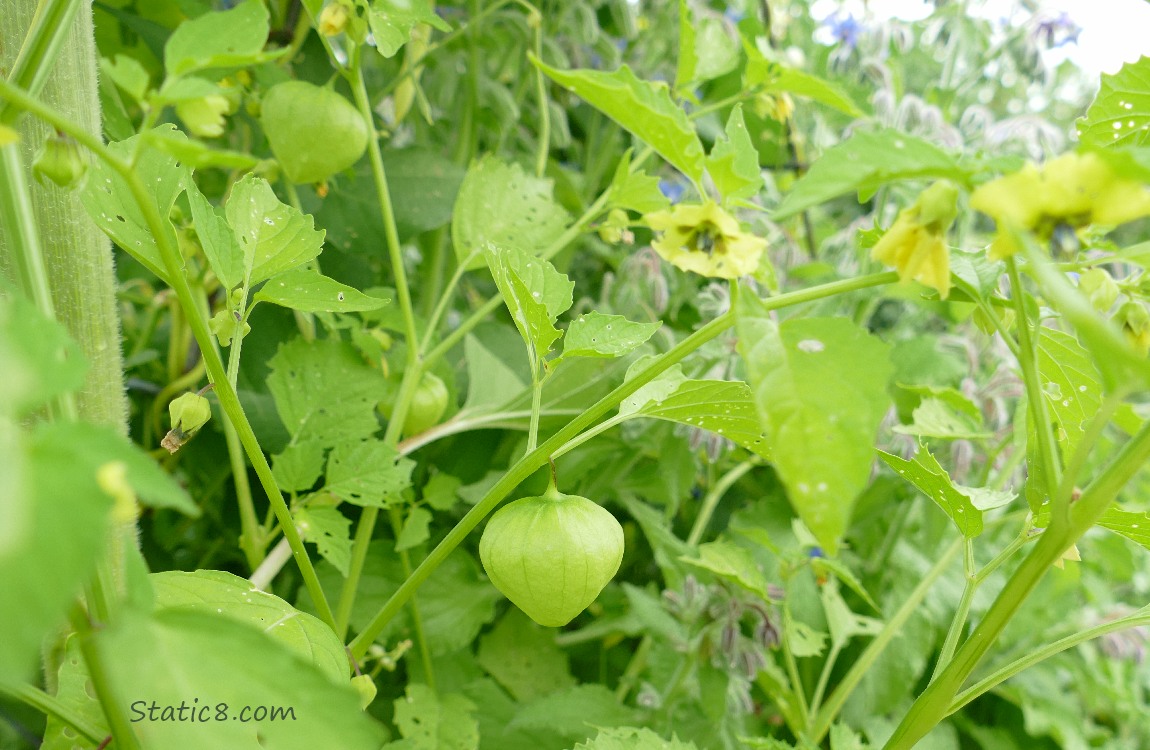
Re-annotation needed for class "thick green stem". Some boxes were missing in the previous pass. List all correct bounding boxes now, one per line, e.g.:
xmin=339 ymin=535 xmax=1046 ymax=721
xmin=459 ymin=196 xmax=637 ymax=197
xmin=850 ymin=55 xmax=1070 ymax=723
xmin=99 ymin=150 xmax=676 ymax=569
xmin=349 ymin=272 xmax=897 ymax=659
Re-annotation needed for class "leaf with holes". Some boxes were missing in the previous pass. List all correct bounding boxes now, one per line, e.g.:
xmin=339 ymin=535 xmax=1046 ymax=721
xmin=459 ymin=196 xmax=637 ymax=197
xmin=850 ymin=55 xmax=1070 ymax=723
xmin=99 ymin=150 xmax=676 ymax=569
xmin=560 ymin=312 xmax=660 ymax=361
xmin=163 ymin=0 xmax=285 ymax=77
xmin=324 ymin=439 xmax=415 ymax=508
xmin=254 ymin=268 xmax=390 ymax=313
xmin=226 ymin=175 xmax=326 ymax=285
xmin=878 ymin=447 xmax=983 ymax=538
xmin=631 ymin=379 xmax=771 ymax=461
xmin=1078 ymin=56 xmax=1150 ymax=148
xmin=294 ymin=505 xmax=353 ymax=577
xmin=485 ymin=245 xmax=573 ymax=363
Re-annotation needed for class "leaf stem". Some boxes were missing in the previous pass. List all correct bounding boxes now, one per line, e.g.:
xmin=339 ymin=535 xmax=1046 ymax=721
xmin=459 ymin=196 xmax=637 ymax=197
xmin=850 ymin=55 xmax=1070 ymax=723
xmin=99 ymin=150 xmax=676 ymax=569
xmin=930 ymin=539 xmax=976 ymax=682
xmin=686 ymin=459 xmax=755 ymax=546
xmin=69 ymin=606 xmax=141 ymax=750
xmin=0 ymin=681 xmax=104 ymax=746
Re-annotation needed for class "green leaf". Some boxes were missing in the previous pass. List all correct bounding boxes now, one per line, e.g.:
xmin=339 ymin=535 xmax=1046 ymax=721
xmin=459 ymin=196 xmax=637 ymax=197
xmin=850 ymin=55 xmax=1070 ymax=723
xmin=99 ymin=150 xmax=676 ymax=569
xmin=272 ymin=440 xmax=326 ymax=492
xmin=295 ymin=505 xmax=353 ymax=577
xmin=575 ymin=727 xmax=699 ymax=750
xmin=451 ymin=156 xmax=570 ymax=270
xmin=485 ymin=244 xmax=573 ymax=362
xmin=706 ymin=105 xmax=763 ymax=203
xmin=679 ymin=540 xmax=773 ymax=600
xmin=878 ymin=447 xmax=983 ymax=538
xmin=821 ymin=580 xmax=882 ymax=649
xmin=1037 ymin=328 xmax=1102 ymax=459
xmin=674 ymin=0 xmax=697 ymax=93
xmin=675 ymin=0 xmax=738 ymax=91
xmin=949 ymin=249 xmax=1004 ymax=300
xmin=101 ymin=54 xmax=150 ymax=102
xmin=607 ymin=149 xmax=670 ymax=213
xmin=386 ymin=684 xmax=479 ymax=750
xmin=324 ymin=439 xmax=415 ymax=507
xmin=150 ymin=569 xmax=348 ymax=682
xmin=395 ymin=507 xmax=433 ymax=552
xmin=226 ymin=175 xmax=326 ymax=285
xmin=423 ymin=473 xmax=462 ymax=511
xmin=96 ymin=609 xmax=385 ymax=748
xmin=1077 ymin=56 xmax=1150 ymax=148
xmin=476 ymin=610 xmax=575 ymax=702
xmin=773 ymin=129 xmax=965 ymax=220
xmin=786 ymin=618 xmax=827 ymax=659
xmin=630 ymin=378 xmax=772 ymax=462
xmin=892 ymin=397 xmax=992 ymax=440
xmin=255 ymin=268 xmax=391 ymax=313
xmin=533 ymin=58 xmax=706 ymax=182
xmin=510 ymin=685 xmax=640 ymax=741
xmin=267 ymin=338 xmax=388 ymax=446
xmin=560 ymin=312 xmax=660 ymax=360
xmin=1097 ymin=506 xmax=1150 ymax=550
xmin=163 ymin=0 xmax=285 ymax=77
xmin=0 ymin=297 xmax=87 ymax=418
xmin=187 ymin=180 xmax=244 ymax=290
xmin=81 ymin=126 xmax=189 ymax=280
xmin=459 ymin=334 xmax=529 ymax=413
xmin=368 ymin=0 xmax=451 ymax=58
xmin=749 ymin=59 xmax=865 ymax=119
xmin=737 ymin=295 xmax=893 ymax=554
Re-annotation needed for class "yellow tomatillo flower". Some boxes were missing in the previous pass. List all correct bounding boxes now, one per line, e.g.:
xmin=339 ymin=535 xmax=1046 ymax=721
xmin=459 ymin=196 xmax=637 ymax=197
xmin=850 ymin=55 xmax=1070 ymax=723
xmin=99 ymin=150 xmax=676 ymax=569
xmin=871 ymin=181 xmax=958 ymax=299
xmin=644 ymin=202 xmax=767 ymax=279
xmin=971 ymin=152 xmax=1150 ymax=260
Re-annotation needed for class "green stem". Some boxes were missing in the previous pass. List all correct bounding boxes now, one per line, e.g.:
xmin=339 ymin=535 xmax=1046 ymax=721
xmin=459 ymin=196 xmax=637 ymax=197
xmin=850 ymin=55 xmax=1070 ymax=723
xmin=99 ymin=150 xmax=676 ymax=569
xmin=334 ymin=53 xmax=424 ymax=639
xmin=812 ymin=536 xmax=963 ymax=743
xmin=686 ymin=459 xmax=755 ymax=546
xmin=613 ymin=636 xmax=653 ymax=701
xmin=224 ymin=287 xmax=263 ymax=568
xmin=0 ymin=681 xmax=104 ymax=746
xmin=349 ymin=272 xmax=898 ymax=660
xmin=781 ymin=607 xmax=810 ymax=730
xmin=808 ymin=641 xmax=842 ymax=719
xmin=930 ymin=539 xmax=976 ymax=682
xmin=947 ymin=605 xmax=1150 ymax=714
xmin=528 ymin=3 xmax=549 ymax=178
xmin=0 ymin=0 xmax=81 ymax=125
xmin=388 ymin=507 xmax=436 ymax=691
xmin=69 ymin=606 xmax=141 ymax=750
xmin=882 ymin=419 xmax=1150 ymax=750
xmin=526 ymin=363 xmax=543 ymax=454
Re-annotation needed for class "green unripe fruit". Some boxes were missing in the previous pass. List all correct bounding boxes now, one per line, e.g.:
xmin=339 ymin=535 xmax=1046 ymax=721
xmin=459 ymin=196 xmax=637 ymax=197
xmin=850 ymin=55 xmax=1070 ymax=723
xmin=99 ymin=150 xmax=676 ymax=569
xmin=479 ymin=483 xmax=624 ymax=627
xmin=403 ymin=372 xmax=448 ymax=436
xmin=33 ymin=136 xmax=88 ymax=189
xmin=260 ymin=81 xmax=368 ymax=184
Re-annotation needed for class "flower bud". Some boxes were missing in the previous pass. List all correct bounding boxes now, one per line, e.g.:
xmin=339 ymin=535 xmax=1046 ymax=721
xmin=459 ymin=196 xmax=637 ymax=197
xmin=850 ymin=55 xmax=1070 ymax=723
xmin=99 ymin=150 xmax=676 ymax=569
xmin=33 ymin=135 xmax=88 ymax=189
xmin=1116 ymin=301 xmax=1150 ymax=355
xmin=162 ymin=392 xmax=212 ymax=453
xmin=176 ymin=94 xmax=231 ymax=139
xmin=319 ymin=1 xmax=350 ymax=36
xmin=1077 ymin=268 xmax=1119 ymax=313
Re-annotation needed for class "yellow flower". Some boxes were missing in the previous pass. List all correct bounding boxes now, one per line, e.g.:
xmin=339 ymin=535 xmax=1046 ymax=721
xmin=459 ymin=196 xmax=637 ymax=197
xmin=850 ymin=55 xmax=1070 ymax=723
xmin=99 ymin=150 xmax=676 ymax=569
xmin=871 ymin=181 xmax=958 ymax=299
xmin=644 ymin=202 xmax=767 ymax=279
xmin=971 ymin=152 xmax=1150 ymax=260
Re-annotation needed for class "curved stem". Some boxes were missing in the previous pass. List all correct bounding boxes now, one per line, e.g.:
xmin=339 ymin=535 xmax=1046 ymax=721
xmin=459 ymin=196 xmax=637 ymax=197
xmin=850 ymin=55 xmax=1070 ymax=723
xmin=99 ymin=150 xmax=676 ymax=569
xmin=686 ymin=459 xmax=755 ymax=546
xmin=0 ymin=681 xmax=104 ymax=746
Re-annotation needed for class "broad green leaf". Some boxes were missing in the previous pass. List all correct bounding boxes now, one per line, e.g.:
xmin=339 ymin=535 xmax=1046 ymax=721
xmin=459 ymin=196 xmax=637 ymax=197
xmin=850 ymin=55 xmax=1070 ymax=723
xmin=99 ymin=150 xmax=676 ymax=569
xmin=829 ymin=724 xmax=869 ymax=750
xmin=423 ymin=473 xmax=462 ymax=511
xmin=150 ymin=569 xmax=347 ymax=682
xmin=101 ymin=54 xmax=150 ymax=102
xmin=737 ymin=295 xmax=893 ymax=554
xmin=878 ymin=447 xmax=983 ymax=538
xmin=476 ymin=610 xmax=575 ymax=702
xmin=81 ymin=126 xmax=189 ymax=280
xmin=460 ymin=334 xmax=529 ymax=413
xmin=395 ymin=507 xmax=433 ymax=551
xmin=385 ymin=684 xmax=479 ymax=750
xmin=773 ymin=129 xmax=965 ymax=220
xmin=368 ymin=0 xmax=451 ymax=58
xmin=324 ymin=439 xmax=415 ymax=507
xmin=187 ymin=180 xmax=244 ymax=290
xmin=452 ymin=157 xmax=570 ymax=270
xmin=163 ymin=0 xmax=285 ymax=76
xmin=463 ymin=679 xmax=567 ymax=750
xmin=621 ymin=497 xmax=691 ymax=589
xmin=675 ymin=0 xmax=739 ymax=91
xmin=267 ymin=338 xmax=388 ymax=446
xmin=154 ymin=75 xmax=221 ymax=105
xmin=533 ymin=58 xmax=706 ymax=182
xmin=674 ymin=0 xmax=697 ymax=93
xmin=786 ymin=618 xmax=827 ymax=658
xmin=607 ymin=149 xmax=670 ymax=213
xmin=949 ymin=249 xmax=1004 ymax=300
xmin=754 ymin=65 xmax=864 ymax=120
xmin=619 ymin=361 xmax=687 ymax=416
xmin=679 ymin=540 xmax=773 ymax=600
xmin=226 ymin=175 xmax=326 ymax=285
xmin=41 ymin=637 xmax=107 ymax=750
xmin=892 ymin=397 xmax=992 ymax=440
xmin=575 ymin=727 xmax=699 ymax=750
xmin=1077 ymin=56 xmax=1150 ymax=148
xmin=272 ymin=440 xmax=326 ymax=492
xmin=821 ymin=580 xmax=882 ymax=649
xmin=95 ymin=609 xmax=385 ymax=748
xmin=560 ymin=312 xmax=660 ymax=360
xmin=295 ymin=505 xmax=352 ymax=577
xmin=706 ymin=105 xmax=763 ymax=203
xmin=633 ymin=379 xmax=772 ymax=461
xmin=510 ymin=685 xmax=641 ymax=741
xmin=0 ymin=297 xmax=87 ymax=418
xmin=1097 ymin=506 xmax=1150 ymax=550
xmin=485 ymin=245 xmax=573 ymax=362
xmin=1037 ymin=328 xmax=1102 ymax=458
xmin=254 ymin=268 xmax=391 ymax=313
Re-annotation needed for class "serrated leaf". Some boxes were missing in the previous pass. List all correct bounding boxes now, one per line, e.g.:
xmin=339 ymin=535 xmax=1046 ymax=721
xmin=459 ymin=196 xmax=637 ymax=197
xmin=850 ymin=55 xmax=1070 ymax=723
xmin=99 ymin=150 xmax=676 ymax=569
xmin=395 ymin=506 xmax=433 ymax=551
xmin=787 ymin=618 xmax=827 ymax=658
xmin=949 ymin=249 xmax=1003 ymax=300
xmin=267 ymin=338 xmax=388 ymax=446
xmin=368 ymin=0 xmax=451 ymax=58
xmin=1077 ymin=56 xmax=1150 ymax=148
xmin=325 ymin=439 xmax=415 ymax=507
xmin=607 ymin=149 xmax=670 ymax=213
xmin=737 ymin=295 xmax=893 ymax=554
xmin=81 ymin=126 xmax=189 ymax=280
xmin=485 ymin=244 xmax=573 ymax=362
xmin=477 ymin=610 xmax=574 ymax=702
xmin=510 ymin=685 xmax=640 ymax=740
xmin=255 ymin=268 xmax=390 ymax=313
xmin=679 ymin=540 xmax=772 ymax=600
xmin=706 ymin=105 xmax=763 ymax=203
xmin=187 ymin=180 xmax=244 ymax=290
xmin=561 ymin=312 xmax=660 ymax=360
xmin=226 ymin=175 xmax=326 ymax=285
xmin=892 ymin=397 xmax=992 ymax=440
xmin=386 ymin=684 xmax=478 ymax=750
xmin=575 ymin=727 xmax=699 ymax=750
xmin=295 ymin=506 xmax=352 ymax=577
xmin=821 ymin=580 xmax=882 ymax=649
xmin=150 ymin=569 xmax=347 ymax=682
xmin=633 ymin=379 xmax=772 ymax=461
xmin=533 ymin=58 xmax=706 ymax=182
xmin=773 ymin=129 xmax=965 ymax=220
xmin=878 ymin=447 xmax=983 ymax=537
xmin=164 ymin=0 xmax=285 ymax=76
xmin=272 ymin=440 xmax=326 ymax=492
xmin=452 ymin=157 xmax=570 ymax=270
